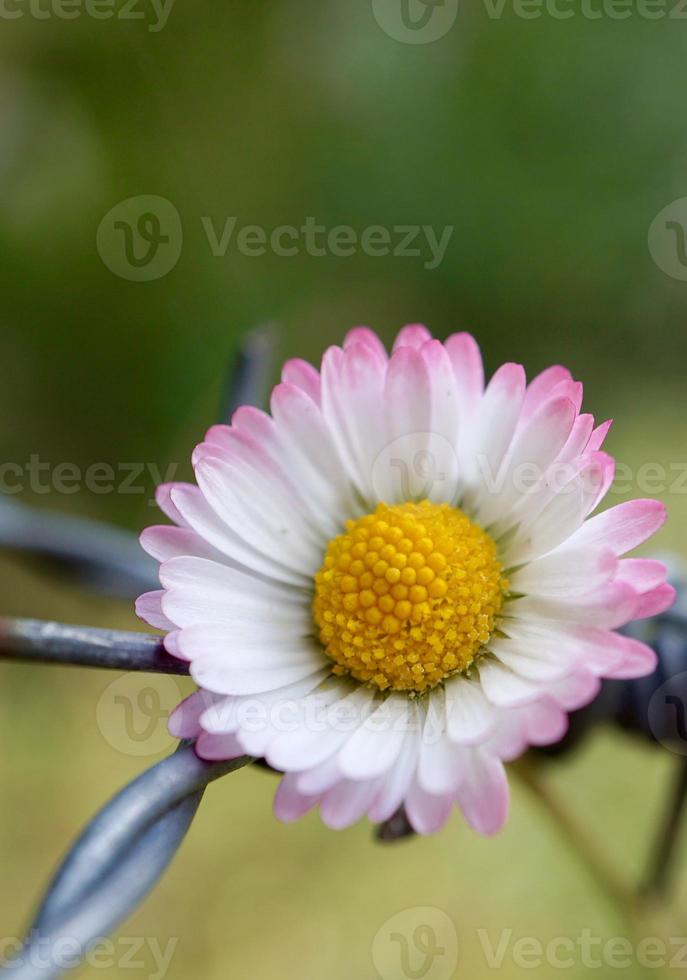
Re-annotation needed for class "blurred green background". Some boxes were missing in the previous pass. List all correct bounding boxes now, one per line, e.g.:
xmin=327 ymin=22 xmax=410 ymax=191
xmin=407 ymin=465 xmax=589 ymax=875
xmin=2 ymin=1 xmax=687 ymax=977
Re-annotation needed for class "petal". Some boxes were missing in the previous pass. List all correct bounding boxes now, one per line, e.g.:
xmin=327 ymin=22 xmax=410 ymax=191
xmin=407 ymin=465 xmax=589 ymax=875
xmin=520 ymin=365 xmax=572 ymax=424
xmin=281 ymin=358 xmax=321 ymax=404
xmin=546 ymin=669 xmax=601 ymax=711
xmin=405 ymin=780 xmax=454 ymax=835
xmin=265 ymin=686 xmax=377 ymax=771
xmin=195 ymin=732 xmax=246 ymax=760
xmin=503 ymin=453 xmax=611 ymax=565
xmin=508 ymin=581 xmax=640 ymax=630
xmin=169 ymin=689 xmax=223 ymax=738
xmin=296 ymin=755 xmax=344 ymax=795
xmin=320 ymin=778 xmax=381 ymax=829
xmin=418 ymin=700 xmax=464 ymax=796
xmin=488 ymin=636 xmax=573 ymax=682
xmin=271 ymin=380 xmax=360 ymax=520
xmin=518 ymin=696 xmax=569 ymax=745
xmin=273 ymin=773 xmax=319 ymax=822
xmin=368 ymin=707 xmax=422 ymax=822
xmin=510 ymin=547 xmax=618 ymax=597
xmin=477 ymin=395 xmax=577 ymax=527
xmin=140 ymin=525 xmax=223 ymax=564
xmin=418 ymin=340 xmax=461 ymax=504
xmin=556 ymin=413 xmax=595 ymax=464
xmin=177 ymin=621 xmax=317 ymax=658
xmin=634 ymin=583 xmax=676 ymax=619
xmin=195 ymin=456 xmax=321 ymax=578
xmin=444 ymin=676 xmax=495 ymax=745
xmin=337 ymin=696 xmax=410 ymax=780
xmin=455 ymin=752 xmax=509 ymax=836
xmin=498 ymin=620 xmax=626 ymax=676
xmin=478 ymin=659 xmax=541 ymax=706
xmin=170 ymin=483 xmax=306 ymax=586
xmin=444 ymin=332 xmax=484 ymax=411
xmin=159 ymin=555 xmax=307 ymax=628
xmin=385 ymin=345 xmax=432 ymax=442
xmin=155 ymin=482 xmax=193 ymax=526
xmin=562 ymin=499 xmax=667 ymax=556
xmin=392 ymin=323 xmax=433 ymax=351
xmin=135 ymin=590 xmax=175 ymax=630
xmin=616 ymin=558 xmax=668 ymax=593
xmin=343 ymin=326 xmax=388 ymax=359
xmin=588 ymin=419 xmax=613 ymax=451
xmin=321 ymin=340 xmax=388 ymax=501
xmin=189 ymin=639 xmax=325 ymax=696
xmin=603 ymin=635 xmax=658 ymax=679
xmin=462 ymin=363 xmax=526 ymax=510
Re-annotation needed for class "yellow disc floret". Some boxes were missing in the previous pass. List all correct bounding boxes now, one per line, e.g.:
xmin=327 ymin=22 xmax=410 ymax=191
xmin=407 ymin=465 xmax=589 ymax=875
xmin=313 ymin=501 xmax=507 ymax=693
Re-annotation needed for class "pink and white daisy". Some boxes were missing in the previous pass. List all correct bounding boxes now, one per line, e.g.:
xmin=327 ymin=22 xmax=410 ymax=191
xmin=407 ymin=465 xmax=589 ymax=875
xmin=137 ymin=324 xmax=673 ymax=836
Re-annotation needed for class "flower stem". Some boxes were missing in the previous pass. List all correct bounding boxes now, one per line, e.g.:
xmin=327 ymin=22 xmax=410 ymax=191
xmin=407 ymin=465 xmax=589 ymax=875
xmin=642 ymin=754 xmax=687 ymax=899
xmin=513 ymin=757 xmax=637 ymax=913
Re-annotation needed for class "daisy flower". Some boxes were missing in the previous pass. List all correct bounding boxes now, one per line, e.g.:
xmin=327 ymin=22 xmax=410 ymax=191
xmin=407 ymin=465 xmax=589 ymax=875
xmin=137 ymin=325 xmax=673 ymax=836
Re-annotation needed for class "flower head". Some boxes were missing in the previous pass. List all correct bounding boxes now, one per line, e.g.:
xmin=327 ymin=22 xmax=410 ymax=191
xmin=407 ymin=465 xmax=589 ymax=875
xmin=137 ymin=324 xmax=673 ymax=836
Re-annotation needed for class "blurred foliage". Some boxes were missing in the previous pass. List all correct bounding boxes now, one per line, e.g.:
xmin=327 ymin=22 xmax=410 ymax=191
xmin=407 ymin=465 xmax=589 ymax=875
xmin=2 ymin=2 xmax=687 ymax=977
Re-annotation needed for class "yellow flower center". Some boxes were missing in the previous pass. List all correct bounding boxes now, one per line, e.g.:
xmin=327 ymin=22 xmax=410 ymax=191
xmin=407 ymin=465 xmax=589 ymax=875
xmin=313 ymin=500 xmax=507 ymax=693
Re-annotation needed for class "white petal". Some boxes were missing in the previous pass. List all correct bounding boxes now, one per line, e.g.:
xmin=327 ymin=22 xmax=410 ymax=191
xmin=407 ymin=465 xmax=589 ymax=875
xmin=418 ymin=698 xmax=464 ymax=795
xmin=508 ymin=581 xmax=638 ymax=630
xmin=170 ymin=483 xmax=306 ymax=586
xmin=405 ymin=779 xmax=454 ymax=835
xmin=320 ymin=341 xmax=388 ymax=501
xmin=489 ymin=636 xmax=574 ymax=682
xmin=320 ymin=778 xmax=381 ymax=829
xmin=476 ymin=395 xmax=576 ymax=528
xmin=477 ymin=658 xmax=541 ymax=706
xmin=266 ymin=686 xmax=377 ymax=771
xmin=510 ymin=547 xmax=617 ymax=597
xmin=195 ymin=457 xmax=320 ymax=577
xmin=191 ymin=649 xmax=325 ymax=696
xmin=444 ymin=676 xmax=496 ymax=745
xmin=159 ymin=556 xmax=308 ymax=628
xmin=337 ymin=696 xmax=410 ymax=780
xmin=274 ymin=773 xmax=319 ymax=822
xmin=462 ymin=363 xmax=526 ymax=512
xmin=135 ymin=590 xmax=175 ymax=630
xmin=367 ymin=705 xmax=421 ymax=822
xmin=455 ymin=751 xmax=509 ymax=836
